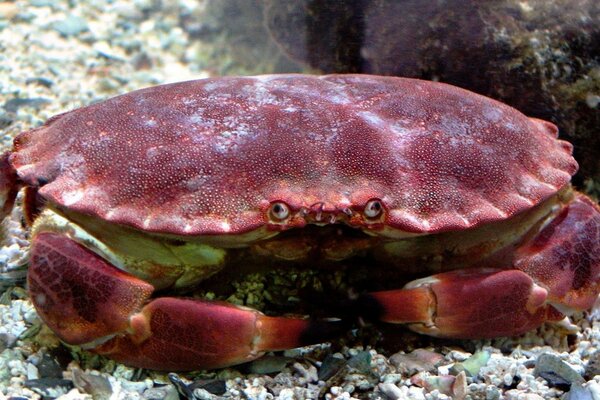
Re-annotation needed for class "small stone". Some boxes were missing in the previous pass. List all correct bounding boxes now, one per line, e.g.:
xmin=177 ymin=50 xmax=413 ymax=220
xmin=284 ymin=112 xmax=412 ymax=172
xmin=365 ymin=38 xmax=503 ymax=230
xmin=244 ymin=355 xmax=293 ymax=374
xmin=0 ymin=109 xmax=13 ymax=129
xmin=293 ymin=362 xmax=319 ymax=383
xmin=451 ymin=350 xmax=491 ymax=377
xmin=390 ymin=349 xmax=444 ymax=376
xmin=411 ymin=372 xmax=455 ymax=396
xmin=379 ymin=383 xmax=404 ymax=400
xmin=566 ymin=383 xmax=594 ymax=400
xmin=26 ymin=363 xmax=39 ymax=380
xmin=4 ymin=97 xmax=51 ymax=113
xmin=143 ymin=385 xmax=179 ymax=400
xmin=0 ymin=332 xmax=18 ymax=349
xmin=29 ymin=0 xmax=54 ymax=6
xmin=586 ymin=94 xmax=600 ymax=108
xmin=587 ymin=381 xmax=600 ymax=399
xmin=318 ymin=355 xmax=347 ymax=380
xmin=534 ymin=353 xmax=585 ymax=390
xmin=452 ymin=371 xmax=467 ymax=400
xmin=36 ymin=354 xmax=63 ymax=379
xmin=193 ymin=388 xmax=217 ymax=400
xmin=71 ymin=368 xmax=113 ymax=400
xmin=168 ymin=373 xmax=194 ymax=399
xmin=25 ymin=77 xmax=55 ymax=88
xmin=23 ymin=378 xmax=74 ymax=398
xmin=52 ymin=15 xmax=89 ymax=37
xmin=485 ymin=385 xmax=501 ymax=400
xmin=347 ymin=350 xmax=372 ymax=373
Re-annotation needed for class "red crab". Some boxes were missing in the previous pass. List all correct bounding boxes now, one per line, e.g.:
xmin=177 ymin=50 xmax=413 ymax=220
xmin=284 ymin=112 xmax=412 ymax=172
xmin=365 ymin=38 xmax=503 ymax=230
xmin=0 ymin=75 xmax=599 ymax=371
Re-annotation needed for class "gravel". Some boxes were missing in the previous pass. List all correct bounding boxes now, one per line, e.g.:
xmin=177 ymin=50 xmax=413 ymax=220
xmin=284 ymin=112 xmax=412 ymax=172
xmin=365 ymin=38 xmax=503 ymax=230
xmin=1 ymin=1 xmax=600 ymax=399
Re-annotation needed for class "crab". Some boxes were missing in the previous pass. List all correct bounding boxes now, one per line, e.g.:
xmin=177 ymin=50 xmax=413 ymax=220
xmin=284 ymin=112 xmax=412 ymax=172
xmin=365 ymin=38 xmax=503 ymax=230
xmin=0 ymin=74 xmax=599 ymax=371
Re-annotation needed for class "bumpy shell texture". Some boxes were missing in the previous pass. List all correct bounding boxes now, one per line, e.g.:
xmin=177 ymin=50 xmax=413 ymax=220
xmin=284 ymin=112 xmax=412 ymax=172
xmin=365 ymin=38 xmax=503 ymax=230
xmin=10 ymin=75 xmax=577 ymax=236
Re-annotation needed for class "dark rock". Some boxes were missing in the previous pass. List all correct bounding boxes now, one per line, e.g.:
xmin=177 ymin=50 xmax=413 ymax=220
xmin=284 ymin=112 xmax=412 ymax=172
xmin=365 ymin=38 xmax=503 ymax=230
xmin=534 ymin=353 xmax=585 ymax=390
xmin=189 ymin=379 xmax=227 ymax=395
xmin=36 ymin=353 xmax=63 ymax=379
xmin=168 ymin=373 xmax=194 ymax=400
xmin=347 ymin=350 xmax=372 ymax=373
xmin=4 ymin=97 xmax=51 ymax=113
xmin=0 ymin=109 xmax=14 ymax=129
xmin=318 ymin=355 xmax=347 ymax=380
xmin=25 ymin=77 xmax=54 ymax=88
xmin=23 ymin=378 xmax=73 ymax=398
xmin=0 ymin=332 xmax=18 ymax=350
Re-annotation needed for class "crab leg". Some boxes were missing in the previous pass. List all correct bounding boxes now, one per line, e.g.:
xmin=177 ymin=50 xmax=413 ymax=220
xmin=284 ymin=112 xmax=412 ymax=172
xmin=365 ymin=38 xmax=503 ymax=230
xmin=359 ymin=193 xmax=600 ymax=338
xmin=28 ymin=232 xmax=342 ymax=371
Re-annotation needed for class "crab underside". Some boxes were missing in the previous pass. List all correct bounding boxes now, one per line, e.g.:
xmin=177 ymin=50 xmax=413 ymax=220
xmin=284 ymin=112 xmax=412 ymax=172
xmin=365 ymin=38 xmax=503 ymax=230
xmin=0 ymin=74 xmax=599 ymax=371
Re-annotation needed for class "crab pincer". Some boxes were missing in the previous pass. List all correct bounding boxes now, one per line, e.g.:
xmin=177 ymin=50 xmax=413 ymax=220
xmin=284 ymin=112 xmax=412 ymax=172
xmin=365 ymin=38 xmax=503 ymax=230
xmin=28 ymin=231 xmax=343 ymax=370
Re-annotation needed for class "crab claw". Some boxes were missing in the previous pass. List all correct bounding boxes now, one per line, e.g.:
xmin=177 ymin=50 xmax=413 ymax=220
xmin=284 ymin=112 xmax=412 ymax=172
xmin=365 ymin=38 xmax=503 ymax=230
xmin=358 ymin=193 xmax=600 ymax=339
xmin=360 ymin=268 xmax=560 ymax=338
xmin=94 ymin=298 xmax=341 ymax=371
xmin=28 ymin=232 xmax=343 ymax=371
xmin=0 ymin=152 xmax=18 ymax=220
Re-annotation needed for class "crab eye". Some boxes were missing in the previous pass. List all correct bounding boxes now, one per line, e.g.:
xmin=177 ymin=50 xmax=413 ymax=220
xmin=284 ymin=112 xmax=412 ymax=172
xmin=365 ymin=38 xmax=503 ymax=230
xmin=269 ymin=202 xmax=290 ymax=221
xmin=364 ymin=199 xmax=383 ymax=218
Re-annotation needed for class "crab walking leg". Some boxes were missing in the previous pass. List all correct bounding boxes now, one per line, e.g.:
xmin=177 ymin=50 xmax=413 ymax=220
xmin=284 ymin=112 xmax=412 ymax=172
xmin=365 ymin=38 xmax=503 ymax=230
xmin=28 ymin=232 xmax=343 ymax=371
xmin=360 ymin=193 xmax=600 ymax=339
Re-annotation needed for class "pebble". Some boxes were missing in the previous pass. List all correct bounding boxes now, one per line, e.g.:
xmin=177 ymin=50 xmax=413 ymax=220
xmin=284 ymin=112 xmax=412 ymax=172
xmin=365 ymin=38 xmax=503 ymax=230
xmin=451 ymin=350 xmax=491 ymax=377
xmin=4 ymin=97 xmax=51 ymax=113
xmin=567 ymin=383 xmax=594 ymax=400
xmin=143 ymin=384 xmax=179 ymax=400
xmin=168 ymin=373 xmax=194 ymax=399
xmin=52 ymin=15 xmax=89 ymax=37
xmin=71 ymin=368 xmax=113 ymax=400
xmin=389 ymin=349 xmax=444 ymax=376
xmin=379 ymin=382 xmax=404 ymax=399
xmin=245 ymin=355 xmax=293 ymax=374
xmin=23 ymin=378 xmax=74 ymax=398
xmin=319 ymin=355 xmax=348 ymax=380
xmin=534 ymin=353 xmax=585 ymax=389
xmin=36 ymin=353 xmax=64 ymax=379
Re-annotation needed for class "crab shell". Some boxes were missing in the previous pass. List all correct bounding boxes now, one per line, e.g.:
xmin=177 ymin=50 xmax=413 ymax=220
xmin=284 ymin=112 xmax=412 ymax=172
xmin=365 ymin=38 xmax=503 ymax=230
xmin=11 ymin=74 xmax=576 ymax=238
